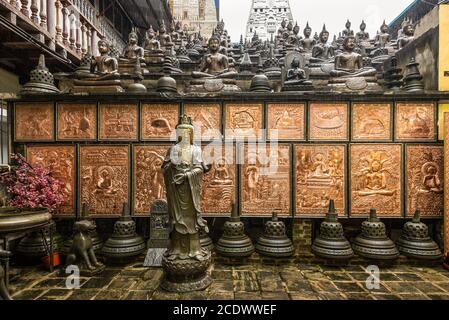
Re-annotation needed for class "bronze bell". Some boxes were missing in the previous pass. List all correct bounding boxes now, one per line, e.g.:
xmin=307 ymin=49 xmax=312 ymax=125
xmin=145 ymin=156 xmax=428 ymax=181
xmin=16 ymin=221 xmax=63 ymax=259
xmin=216 ymin=203 xmax=254 ymax=258
xmin=62 ymin=203 xmax=103 ymax=256
xmin=312 ymin=200 xmax=354 ymax=260
xmin=396 ymin=210 xmax=442 ymax=260
xmin=101 ymin=203 xmax=146 ymax=262
xmin=352 ymin=209 xmax=399 ymax=261
xmin=256 ymin=212 xmax=295 ymax=258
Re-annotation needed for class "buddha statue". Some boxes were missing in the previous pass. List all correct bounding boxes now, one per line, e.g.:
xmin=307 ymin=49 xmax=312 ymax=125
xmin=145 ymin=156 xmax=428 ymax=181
xmin=419 ymin=162 xmax=443 ymax=194
xmin=210 ymin=158 xmax=232 ymax=186
xmin=284 ymin=57 xmax=312 ymax=86
xmin=192 ymin=36 xmax=237 ymax=79
xmin=299 ymin=22 xmax=315 ymax=53
xmin=342 ymin=19 xmax=354 ymax=38
xmin=277 ymin=19 xmax=287 ymax=41
xmin=375 ymin=21 xmax=391 ymax=48
xmin=158 ymin=21 xmax=174 ymax=50
xmin=144 ymin=25 xmax=163 ymax=53
xmin=286 ymin=22 xmax=301 ymax=48
xmin=356 ymin=20 xmax=370 ymax=43
xmin=357 ymin=152 xmax=395 ymax=197
xmin=311 ymin=25 xmax=335 ymax=64
xmin=120 ymin=28 xmax=145 ymax=63
xmin=398 ymin=18 xmax=415 ymax=49
xmin=86 ymin=39 xmax=119 ymax=80
xmin=330 ymin=36 xmax=376 ymax=78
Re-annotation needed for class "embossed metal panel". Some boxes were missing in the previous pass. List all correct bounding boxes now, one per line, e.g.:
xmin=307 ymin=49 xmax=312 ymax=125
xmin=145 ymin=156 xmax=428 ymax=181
xmin=133 ymin=145 xmax=170 ymax=215
xmin=79 ymin=145 xmax=129 ymax=216
xmin=395 ymin=103 xmax=436 ymax=141
xmin=57 ymin=103 xmax=97 ymax=141
xmin=141 ymin=103 xmax=179 ymax=140
xmin=309 ymin=103 xmax=348 ymax=141
xmin=444 ymin=113 xmax=449 ymax=254
xmin=26 ymin=145 xmax=76 ymax=216
xmin=267 ymin=103 xmax=305 ymax=141
xmin=406 ymin=145 xmax=444 ymax=217
xmin=240 ymin=144 xmax=291 ymax=216
xmin=350 ymin=144 xmax=402 ymax=217
xmin=184 ymin=104 xmax=222 ymax=141
xmin=352 ymin=103 xmax=392 ymax=141
xmin=99 ymin=103 xmax=138 ymax=140
xmin=225 ymin=103 xmax=263 ymax=140
xmin=295 ymin=145 xmax=346 ymax=216
xmin=15 ymin=103 xmax=54 ymax=142
xmin=201 ymin=145 xmax=236 ymax=215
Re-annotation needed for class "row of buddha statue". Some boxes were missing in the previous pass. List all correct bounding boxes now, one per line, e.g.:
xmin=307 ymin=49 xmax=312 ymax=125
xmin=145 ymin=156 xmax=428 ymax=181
xmin=23 ymin=16 xmax=420 ymax=95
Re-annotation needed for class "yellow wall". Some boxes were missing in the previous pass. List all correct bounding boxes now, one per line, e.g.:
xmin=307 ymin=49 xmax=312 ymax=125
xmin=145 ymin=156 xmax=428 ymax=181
xmin=439 ymin=4 xmax=449 ymax=91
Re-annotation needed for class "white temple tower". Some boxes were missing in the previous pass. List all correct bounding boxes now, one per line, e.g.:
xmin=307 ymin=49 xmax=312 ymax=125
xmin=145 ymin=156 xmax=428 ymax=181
xmin=170 ymin=0 xmax=218 ymax=37
xmin=245 ymin=0 xmax=294 ymax=42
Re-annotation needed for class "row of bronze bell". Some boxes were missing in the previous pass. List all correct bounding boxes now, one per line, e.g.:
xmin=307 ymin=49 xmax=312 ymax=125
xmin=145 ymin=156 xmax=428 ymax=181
xmin=215 ymin=204 xmax=295 ymax=259
xmin=312 ymin=200 xmax=442 ymax=262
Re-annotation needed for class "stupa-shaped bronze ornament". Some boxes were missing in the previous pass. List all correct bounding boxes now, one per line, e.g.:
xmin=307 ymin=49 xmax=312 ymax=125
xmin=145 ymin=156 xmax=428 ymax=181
xmin=20 ymin=54 xmax=60 ymax=95
xmin=256 ymin=212 xmax=295 ymax=258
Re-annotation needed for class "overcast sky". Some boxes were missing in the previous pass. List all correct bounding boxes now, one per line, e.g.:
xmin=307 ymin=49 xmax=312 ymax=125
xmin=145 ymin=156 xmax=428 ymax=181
xmin=220 ymin=0 xmax=416 ymax=41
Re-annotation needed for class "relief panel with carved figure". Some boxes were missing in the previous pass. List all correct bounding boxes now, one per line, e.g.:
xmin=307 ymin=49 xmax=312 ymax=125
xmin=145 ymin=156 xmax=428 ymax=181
xmin=240 ymin=144 xmax=291 ymax=216
xmin=141 ymin=104 xmax=179 ymax=140
xmin=352 ymin=103 xmax=392 ymax=141
xmin=406 ymin=145 xmax=443 ymax=217
xmin=267 ymin=103 xmax=305 ymax=141
xmin=27 ymin=145 xmax=75 ymax=216
xmin=225 ymin=104 xmax=263 ymax=140
xmin=309 ymin=103 xmax=348 ymax=141
xmin=184 ymin=104 xmax=222 ymax=141
xmin=350 ymin=144 xmax=402 ymax=217
xmin=295 ymin=145 xmax=346 ymax=216
xmin=133 ymin=145 xmax=169 ymax=215
xmin=57 ymin=103 xmax=97 ymax=140
xmin=201 ymin=145 xmax=236 ymax=214
xmin=80 ymin=145 xmax=129 ymax=216
xmin=395 ymin=103 xmax=436 ymax=141
xmin=444 ymin=113 xmax=449 ymax=254
xmin=15 ymin=103 xmax=54 ymax=141
xmin=99 ymin=103 xmax=138 ymax=140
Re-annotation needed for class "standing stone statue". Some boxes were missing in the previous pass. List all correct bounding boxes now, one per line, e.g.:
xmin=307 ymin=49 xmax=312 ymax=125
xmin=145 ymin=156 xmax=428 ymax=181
xmin=160 ymin=115 xmax=212 ymax=292
xmin=0 ymin=249 xmax=12 ymax=300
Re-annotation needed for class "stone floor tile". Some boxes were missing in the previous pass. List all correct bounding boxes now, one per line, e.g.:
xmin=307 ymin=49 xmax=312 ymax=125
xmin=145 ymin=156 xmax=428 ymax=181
xmin=324 ymin=272 xmax=352 ymax=281
xmin=81 ymin=277 xmax=114 ymax=289
xmin=384 ymin=282 xmax=421 ymax=294
xmin=289 ymin=292 xmax=319 ymax=300
xmin=233 ymin=270 xmax=257 ymax=281
xmin=279 ymin=271 xmax=304 ymax=281
xmin=413 ymin=282 xmax=445 ymax=294
xmin=398 ymin=294 xmax=431 ymax=300
xmin=179 ymin=292 xmax=208 ymax=300
xmin=284 ymin=279 xmax=314 ymax=292
xmin=259 ymin=279 xmax=285 ymax=292
xmin=94 ymin=289 xmax=127 ymax=300
xmin=132 ymin=278 xmax=162 ymax=291
xmin=302 ymin=271 xmax=329 ymax=281
xmin=341 ymin=266 xmax=365 ymax=272
xmin=427 ymin=294 xmax=449 ymax=300
xmin=377 ymin=272 xmax=401 ymax=281
xmin=333 ymin=281 xmax=366 ymax=293
xmin=211 ymin=270 xmax=233 ymax=280
xmin=208 ymin=292 xmax=234 ymax=300
xmin=316 ymin=292 xmax=347 ymax=300
xmin=435 ymin=282 xmax=449 ymax=292
xmin=120 ymin=269 xmax=146 ymax=277
xmin=372 ymin=294 xmax=401 ymax=300
xmin=66 ymin=289 xmax=100 ymax=300
xmin=393 ymin=272 xmax=425 ymax=281
xmin=344 ymin=292 xmax=374 ymax=300
xmin=362 ymin=282 xmax=391 ymax=294
xmin=347 ymin=272 xmax=370 ymax=281
xmin=261 ymin=292 xmax=290 ymax=300
xmin=234 ymin=292 xmax=262 ymax=300
xmin=309 ymin=280 xmax=339 ymax=293
xmin=297 ymin=263 xmax=321 ymax=272
xmin=38 ymin=288 xmax=72 ymax=300
xmin=99 ymin=269 xmax=122 ymax=278
xmin=12 ymin=289 xmax=47 ymax=300
xmin=233 ymin=280 xmax=260 ymax=292
xmin=107 ymin=278 xmax=138 ymax=290
xmin=31 ymin=278 xmax=67 ymax=288
xmin=125 ymin=290 xmax=152 ymax=300
xmin=419 ymin=272 xmax=449 ymax=282
xmin=208 ymin=280 xmax=234 ymax=292
xmin=151 ymin=290 xmax=180 ymax=300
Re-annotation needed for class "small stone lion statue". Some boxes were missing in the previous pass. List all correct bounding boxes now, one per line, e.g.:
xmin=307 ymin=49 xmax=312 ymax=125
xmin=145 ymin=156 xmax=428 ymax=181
xmin=0 ymin=249 xmax=12 ymax=300
xmin=65 ymin=220 xmax=104 ymax=275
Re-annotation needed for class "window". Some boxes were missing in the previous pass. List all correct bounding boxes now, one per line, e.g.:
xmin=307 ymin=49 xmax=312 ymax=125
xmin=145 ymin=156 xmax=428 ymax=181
xmin=184 ymin=10 xmax=188 ymax=19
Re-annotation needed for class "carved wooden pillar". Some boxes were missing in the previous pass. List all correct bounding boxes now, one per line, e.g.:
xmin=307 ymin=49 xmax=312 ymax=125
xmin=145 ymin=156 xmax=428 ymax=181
xmin=86 ymin=26 xmax=91 ymax=55
xmin=69 ymin=12 xmax=76 ymax=49
xmin=91 ymin=28 xmax=98 ymax=56
xmin=39 ymin=0 xmax=47 ymax=28
xmin=21 ymin=0 xmax=30 ymax=17
xmin=30 ymin=0 xmax=39 ymax=23
xmin=46 ymin=0 xmax=55 ymax=38
xmin=54 ymin=0 xmax=62 ymax=43
xmin=61 ymin=5 xmax=68 ymax=45
xmin=81 ymin=22 xmax=87 ymax=54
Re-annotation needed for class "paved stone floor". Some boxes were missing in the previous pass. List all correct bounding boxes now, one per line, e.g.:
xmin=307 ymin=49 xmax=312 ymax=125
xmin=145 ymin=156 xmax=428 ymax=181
xmin=7 ymin=253 xmax=449 ymax=300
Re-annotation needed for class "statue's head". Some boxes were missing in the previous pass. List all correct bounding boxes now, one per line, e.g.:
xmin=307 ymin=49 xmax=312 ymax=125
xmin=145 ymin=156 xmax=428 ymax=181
xmin=176 ymin=114 xmax=194 ymax=144
xmin=128 ymin=28 xmax=138 ymax=45
xmin=287 ymin=21 xmax=293 ymax=31
xmin=293 ymin=22 xmax=300 ymax=35
xmin=147 ymin=25 xmax=156 ymax=39
xmin=343 ymin=36 xmax=357 ymax=50
xmin=360 ymin=20 xmax=366 ymax=31
xmin=402 ymin=18 xmax=414 ymax=36
xmin=281 ymin=19 xmax=287 ymax=28
xmin=208 ymin=35 xmax=221 ymax=52
xmin=98 ymin=39 xmax=110 ymax=54
xmin=345 ymin=19 xmax=351 ymax=29
xmin=304 ymin=22 xmax=312 ymax=37
xmin=291 ymin=57 xmax=301 ymax=68
xmin=319 ymin=25 xmax=329 ymax=42
xmin=159 ymin=21 xmax=167 ymax=33
xmin=380 ymin=20 xmax=389 ymax=33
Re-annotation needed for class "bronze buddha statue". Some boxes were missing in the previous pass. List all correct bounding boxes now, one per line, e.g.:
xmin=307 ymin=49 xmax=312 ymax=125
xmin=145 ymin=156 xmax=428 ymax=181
xmin=88 ymin=39 xmax=120 ymax=80
xmin=158 ymin=21 xmax=175 ymax=50
xmin=120 ymin=28 xmax=145 ymax=63
xmin=311 ymin=25 xmax=335 ymax=63
xmin=356 ymin=20 xmax=370 ymax=43
xmin=375 ymin=21 xmax=391 ymax=48
xmin=330 ymin=36 xmax=376 ymax=78
xmin=285 ymin=57 xmax=312 ymax=85
xmin=398 ymin=18 xmax=415 ymax=49
xmin=286 ymin=22 xmax=301 ymax=48
xmin=299 ymin=22 xmax=316 ymax=53
xmin=342 ymin=19 xmax=354 ymax=38
xmin=144 ymin=25 xmax=163 ymax=53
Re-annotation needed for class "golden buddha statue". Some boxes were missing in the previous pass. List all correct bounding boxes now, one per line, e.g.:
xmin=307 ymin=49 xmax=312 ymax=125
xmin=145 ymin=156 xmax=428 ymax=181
xmin=330 ymin=36 xmax=376 ymax=78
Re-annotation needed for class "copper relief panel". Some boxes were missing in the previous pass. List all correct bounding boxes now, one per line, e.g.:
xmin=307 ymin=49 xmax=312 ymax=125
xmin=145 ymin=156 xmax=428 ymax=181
xmin=241 ymin=144 xmax=291 ymax=216
xmin=184 ymin=104 xmax=221 ymax=141
xmin=134 ymin=145 xmax=169 ymax=215
xmin=267 ymin=103 xmax=305 ymax=141
xmin=444 ymin=113 xmax=449 ymax=254
xmin=99 ymin=103 xmax=138 ymax=140
xmin=350 ymin=144 xmax=402 ymax=216
xmin=80 ymin=145 xmax=129 ymax=216
xmin=201 ymin=145 xmax=235 ymax=214
xmin=395 ymin=103 xmax=435 ymax=141
xmin=57 ymin=103 xmax=97 ymax=140
xmin=141 ymin=104 xmax=179 ymax=140
xmin=406 ymin=145 xmax=443 ymax=217
xmin=15 ymin=103 xmax=54 ymax=141
xmin=295 ymin=145 xmax=346 ymax=216
xmin=352 ymin=103 xmax=392 ymax=141
xmin=27 ymin=146 xmax=75 ymax=216
xmin=225 ymin=104 xmax=263 ymax=140
xmin=309 ymin=103 xmax=348 ymax=141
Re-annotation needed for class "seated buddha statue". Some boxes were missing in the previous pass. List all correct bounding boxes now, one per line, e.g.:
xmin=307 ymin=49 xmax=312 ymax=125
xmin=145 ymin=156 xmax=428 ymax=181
xmin=398 ymin=18 xmax=415 ymax=49
xmin=330 ymin=36 xmax=376 ymax=78
xmin=277 ymin=19 xmax=287 ymax=42
xmin=284 ymin=57 xmax=312 ymax=85
xmin=158 ymin=21 xmax=174 ymax=50
xmin=419 ymin=162 xmax=443 ymax=194
xmin=144 ymin=25 xmax=163 ymax=53
xmin=192 ymin=36 xmax=238 ymax=79
xmin=299 ymin=22 xmax=316 ymax=53
xmin=85 ymin=39 xmax=119 ymax=81
xmin=211 ymin=158 xmax=232 ymax=186
xmin=355 ymin=20 xmax=369 ymax=43
xmin=374 ymin=21 xmax=391 ymax=48
xmin=310 ymin=25 xmax=335 ymax=64
xmin=342 ymin=19 xmax=354 ymax=38
xmin=120 ymin=28 xmax=145 ymax=63
xmin=285 ymin=22 xmax=301 ymax=49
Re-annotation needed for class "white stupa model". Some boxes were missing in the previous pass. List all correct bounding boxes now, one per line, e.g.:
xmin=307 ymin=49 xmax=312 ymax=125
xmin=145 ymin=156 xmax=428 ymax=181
xmin=245 ymin=0 xmax=294 ymax=42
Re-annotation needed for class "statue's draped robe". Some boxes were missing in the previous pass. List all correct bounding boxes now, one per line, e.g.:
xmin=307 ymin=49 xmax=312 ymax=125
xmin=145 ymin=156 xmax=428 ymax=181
xmin=163 ymin=144 xmax=208 ymax=260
